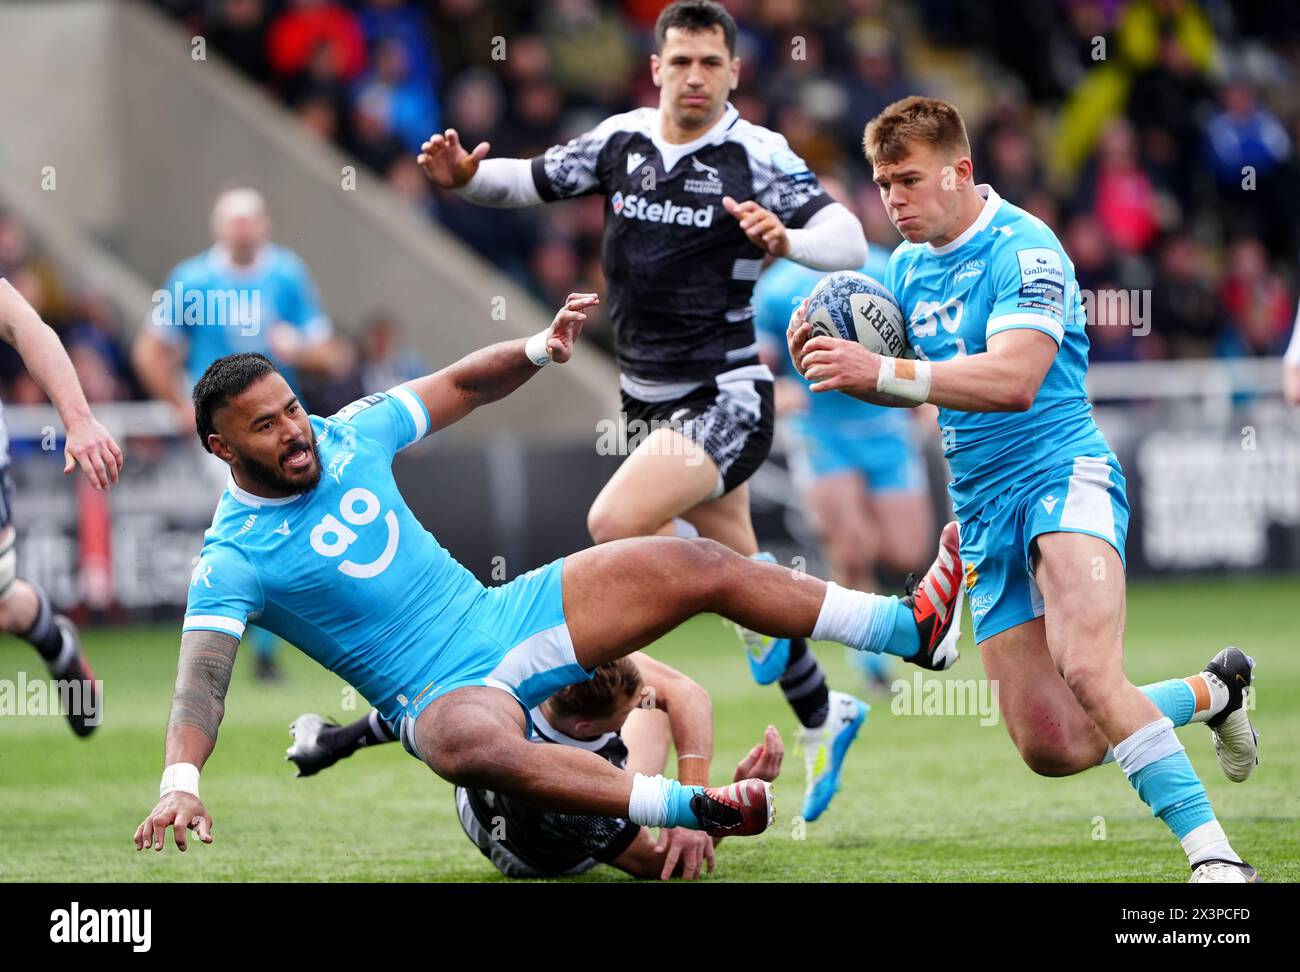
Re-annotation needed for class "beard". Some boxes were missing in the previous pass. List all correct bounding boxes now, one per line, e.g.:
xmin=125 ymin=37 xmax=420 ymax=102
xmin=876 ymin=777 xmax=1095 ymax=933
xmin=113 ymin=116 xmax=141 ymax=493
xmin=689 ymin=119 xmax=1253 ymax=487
xmin=235 ymin=436 xmax=322 ymax=496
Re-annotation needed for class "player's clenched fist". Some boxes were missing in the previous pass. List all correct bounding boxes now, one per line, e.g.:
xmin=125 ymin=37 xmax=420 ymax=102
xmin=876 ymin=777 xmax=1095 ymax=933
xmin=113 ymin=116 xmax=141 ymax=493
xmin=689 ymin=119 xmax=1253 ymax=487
xmin=133 ymin=791 xmax=213 ymax=853
xmin=723 ymin=196 xmax=790 ymax=257
xmin=417 ymin=128 xmax=491 ymax=189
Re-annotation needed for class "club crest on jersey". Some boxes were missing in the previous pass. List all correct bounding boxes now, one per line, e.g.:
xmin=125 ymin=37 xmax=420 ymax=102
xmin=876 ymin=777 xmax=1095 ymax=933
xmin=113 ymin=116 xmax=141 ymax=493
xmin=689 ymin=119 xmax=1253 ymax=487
xmin=771 ymin=148 xmax=813 ymax=181
xmin=327 ymin=451 xmax=354 ymax=484
xmin=953 ymin=259 xmax=985 ymax=284
xmin=684 ymin=156 xmax=723 ymax=195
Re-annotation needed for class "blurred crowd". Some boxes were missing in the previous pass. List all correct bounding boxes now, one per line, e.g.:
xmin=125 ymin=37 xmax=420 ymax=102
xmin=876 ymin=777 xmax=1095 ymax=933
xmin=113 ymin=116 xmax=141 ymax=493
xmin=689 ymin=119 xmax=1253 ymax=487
xmin=16 ymin=0 xmax=1298 ymax=409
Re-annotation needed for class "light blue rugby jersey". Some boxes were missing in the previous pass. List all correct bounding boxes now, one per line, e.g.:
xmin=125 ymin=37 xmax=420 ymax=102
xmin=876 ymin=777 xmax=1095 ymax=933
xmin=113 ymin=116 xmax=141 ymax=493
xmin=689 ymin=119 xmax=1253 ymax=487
xmin=884 ymin=185 xmax=1109 ymax=519
xmin=752 ymin=255 xmax=911 ymax=436
xmin=152 ymin=243 xmax=331 ymax=392
xmin=182 ymin=387 xmax=484 ymax=726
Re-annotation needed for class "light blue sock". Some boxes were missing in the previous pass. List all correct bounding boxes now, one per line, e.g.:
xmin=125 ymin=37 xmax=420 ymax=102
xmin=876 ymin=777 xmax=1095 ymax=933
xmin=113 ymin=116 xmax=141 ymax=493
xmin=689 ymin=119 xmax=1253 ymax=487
xmin=1115 ymin=718 xmax=1216 ymax=841
xmin=867 ymin=596 xmax=921 ymax=659
xmin=664 ymin=779 xmax=706 ymax=829
xmin=813 ymin=583 xmax=919 ymax=659
xmin=1139 ymin=678 xmax=1196 ymax=728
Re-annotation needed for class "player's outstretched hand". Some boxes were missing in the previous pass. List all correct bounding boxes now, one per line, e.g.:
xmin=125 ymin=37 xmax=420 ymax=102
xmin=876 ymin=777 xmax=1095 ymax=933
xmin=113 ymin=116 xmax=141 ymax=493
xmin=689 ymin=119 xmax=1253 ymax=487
xmin=64 ymin=417 xmax=123 ymax=490
xmin=723 ymin=196 xmax=790 ymax=257
xmin=417 ymin=129 xmax=490 ymax=189
xmin=545 ymin=293 xmax=599 ymax=364
xmin=654 ymin=826 xmax=715 ymax=881
xmin=734 ymin=724 xmax=784 ymax=783
xmin=133 ymin=791 xmax=213 ymax=853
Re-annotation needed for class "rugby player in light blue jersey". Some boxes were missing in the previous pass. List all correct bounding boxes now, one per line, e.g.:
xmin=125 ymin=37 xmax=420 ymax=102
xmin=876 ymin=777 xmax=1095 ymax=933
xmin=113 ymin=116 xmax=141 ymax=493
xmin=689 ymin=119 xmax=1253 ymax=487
xmin=788 ymin=97 xmax=1260 ymax=883
xmin=133 ymin=293 xmax=964 ymax=865
xmin=751 ymin=204 xmax=934 ymax=820
xmin=133 ymin=186 xmax=340 ymax=681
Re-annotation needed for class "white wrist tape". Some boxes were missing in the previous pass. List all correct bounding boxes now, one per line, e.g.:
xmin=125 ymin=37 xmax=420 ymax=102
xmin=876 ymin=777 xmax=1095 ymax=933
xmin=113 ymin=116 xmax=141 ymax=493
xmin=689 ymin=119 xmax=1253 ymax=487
xmin=876 ymin=357 xmax=931 ymax=403
xmin=524 ymin=329 xmax=553 ymax=367
xmin=160 ymin=762 xmax=201 ymax=799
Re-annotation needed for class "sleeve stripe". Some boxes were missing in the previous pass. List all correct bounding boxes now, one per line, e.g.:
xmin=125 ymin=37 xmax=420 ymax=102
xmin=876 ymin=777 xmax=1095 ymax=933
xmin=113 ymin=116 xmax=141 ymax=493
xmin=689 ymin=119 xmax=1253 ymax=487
xmin=785 ymin=191 xmax=834 ymax=231
xmin=390 ymin=385 xmax=430 ymax=442
xmin=183 ymin=615 xmax=247 ymax=638
xmin=987 ymin=312 xmax=1064 ymax=344
xmin=530 ymin=155 xmax=559 ymax=202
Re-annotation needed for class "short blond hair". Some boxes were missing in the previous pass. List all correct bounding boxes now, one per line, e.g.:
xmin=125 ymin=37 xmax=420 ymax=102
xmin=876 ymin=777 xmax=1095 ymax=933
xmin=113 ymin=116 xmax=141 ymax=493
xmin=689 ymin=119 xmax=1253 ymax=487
xmin=863 ymin=96 xmax=971 ymax=165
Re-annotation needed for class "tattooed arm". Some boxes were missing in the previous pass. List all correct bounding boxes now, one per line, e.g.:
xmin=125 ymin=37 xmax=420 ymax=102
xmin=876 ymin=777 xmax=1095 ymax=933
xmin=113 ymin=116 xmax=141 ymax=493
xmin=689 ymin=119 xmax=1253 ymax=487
xmin=133 ymin=630 xmax=238 ymax=853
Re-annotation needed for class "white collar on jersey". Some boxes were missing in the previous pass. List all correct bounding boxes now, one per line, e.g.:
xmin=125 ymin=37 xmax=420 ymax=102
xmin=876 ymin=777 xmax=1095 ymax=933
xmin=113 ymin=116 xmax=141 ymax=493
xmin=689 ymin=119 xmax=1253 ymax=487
xmin=529 ymin=705 xmax=619 ymax=752
xmin=926 ymin=184 xmax=1002 ymax=256
xmin=209 ymin=242 xmax=272 ymax=277
xmin=225 ymin=473 xmax=301 ymax=508
xmin=651 ymin=101 xmax=740 ymax=174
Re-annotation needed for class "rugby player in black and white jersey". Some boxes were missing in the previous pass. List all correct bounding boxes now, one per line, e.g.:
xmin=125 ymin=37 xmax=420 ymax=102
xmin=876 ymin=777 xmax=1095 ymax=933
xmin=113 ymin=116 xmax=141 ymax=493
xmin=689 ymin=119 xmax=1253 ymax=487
xmin=285 ymin=654 xmax=783 ymax=880
xmin=418 ymin=0 xmax=893 ymax=824
xmin=0 ymin=278 xmax=123 ymax=735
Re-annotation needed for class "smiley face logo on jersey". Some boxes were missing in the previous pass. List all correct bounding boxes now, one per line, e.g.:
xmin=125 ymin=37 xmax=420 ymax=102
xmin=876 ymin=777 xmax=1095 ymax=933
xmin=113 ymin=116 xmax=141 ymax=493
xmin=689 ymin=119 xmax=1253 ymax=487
xmin=309 ymin=487 xmax=399 ymax=579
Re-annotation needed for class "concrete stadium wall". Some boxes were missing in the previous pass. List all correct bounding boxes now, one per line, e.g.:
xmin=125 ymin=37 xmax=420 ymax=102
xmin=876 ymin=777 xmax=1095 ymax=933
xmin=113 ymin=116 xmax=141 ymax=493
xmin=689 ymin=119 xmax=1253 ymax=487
xmin=0 ymin=0 xmax=620 ymax=445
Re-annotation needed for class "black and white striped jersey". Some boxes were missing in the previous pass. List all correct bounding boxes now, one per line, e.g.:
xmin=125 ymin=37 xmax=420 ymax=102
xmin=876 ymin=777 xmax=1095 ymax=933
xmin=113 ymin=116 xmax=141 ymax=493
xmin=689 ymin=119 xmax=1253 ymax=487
xmin=457 ymin=707 xmax=640 ymax=876
xmin=530 ymin=103 xmax=831 ymax=382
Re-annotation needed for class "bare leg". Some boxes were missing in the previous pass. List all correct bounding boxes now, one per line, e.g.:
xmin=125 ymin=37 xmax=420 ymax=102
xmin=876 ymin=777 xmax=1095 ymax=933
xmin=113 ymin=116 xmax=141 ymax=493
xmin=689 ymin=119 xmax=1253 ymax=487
xmin=416 ymin=686 xmax=638 ymax=816
xmin=561 ymin=537 xmax=826 ymax=670
xmin=1034 ymin=533 xmax=1159 ymax=743
xmin=587 ymin=428 xmax=719 ymax=543
xmin=679 ymin=483 xmax=759 ymax=555
xmin=807 ymin=473 xmax=881 ymax=590
xmin=868 ymin=489 xmax=935 ymax=576
xmin=978 ymin=617 xmax=1110 ymax=776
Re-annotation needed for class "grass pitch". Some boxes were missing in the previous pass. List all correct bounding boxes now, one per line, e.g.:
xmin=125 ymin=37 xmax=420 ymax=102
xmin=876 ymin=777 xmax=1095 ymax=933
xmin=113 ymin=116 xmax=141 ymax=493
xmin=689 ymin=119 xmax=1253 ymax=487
xmin=1 ymin=575 xmax=1296 ymax=883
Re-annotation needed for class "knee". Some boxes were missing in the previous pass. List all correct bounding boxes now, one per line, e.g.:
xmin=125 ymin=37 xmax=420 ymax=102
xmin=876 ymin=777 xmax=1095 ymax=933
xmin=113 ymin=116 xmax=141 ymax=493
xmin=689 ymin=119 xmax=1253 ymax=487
xmin=587 ymin=502 xmax=653 ymax=545
xmin=1007 ymin=717 xmax=1093 ymax=777
xmin=424 ymin=724 xmax=492 ymax=786
xmin=669 ymin=538 xmax=735 ymax=604
xmin=680 ymin=537 xmax=732 ymax=577
xmin=1018 ymin=738 xmax=1088 ymax=777
xmin=1060 ymin=654 xmax=1119 ymax=717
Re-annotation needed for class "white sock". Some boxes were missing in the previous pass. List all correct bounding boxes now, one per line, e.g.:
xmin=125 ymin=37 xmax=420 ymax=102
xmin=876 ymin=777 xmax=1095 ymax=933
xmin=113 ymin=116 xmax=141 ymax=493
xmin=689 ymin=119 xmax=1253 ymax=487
xmin=1188 ymin=672 xmax=1230 ymax=725
xmin=1112 ymin=718 xmax=1182 ymax=778
xmin=1181 ymin=820 xmax=1242 ymax=866
xmin=811 ymin=581 xmax=890 ymax=651
xmin=671 ymin=517 xmax=699 ymax=539
xmin=628 ymin=773 xmax=671 ymax=828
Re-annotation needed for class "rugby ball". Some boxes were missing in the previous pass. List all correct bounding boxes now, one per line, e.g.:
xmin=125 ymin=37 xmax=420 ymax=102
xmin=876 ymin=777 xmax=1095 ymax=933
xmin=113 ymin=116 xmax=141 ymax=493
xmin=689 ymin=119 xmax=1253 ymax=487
xmin=805 ymin=270 xmax=911 ymax=359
